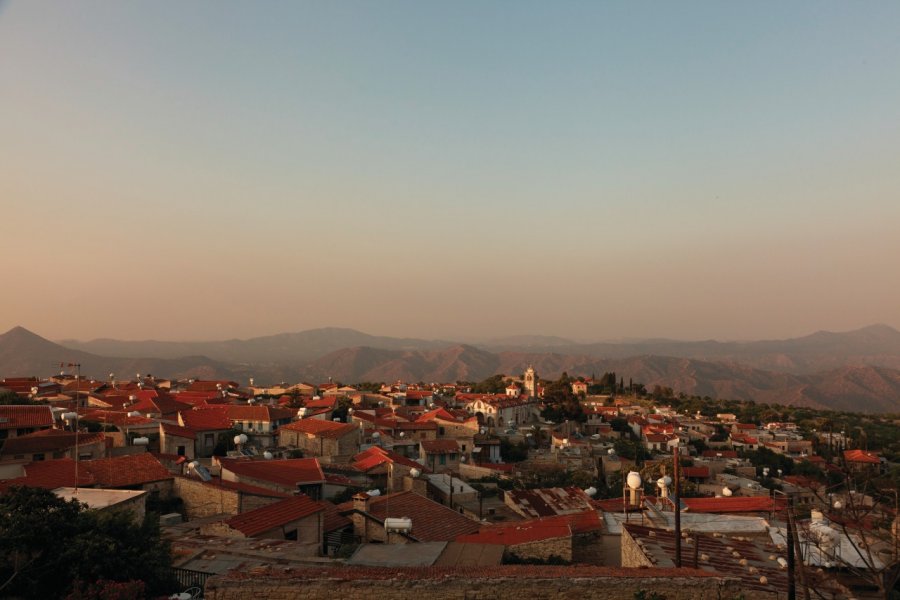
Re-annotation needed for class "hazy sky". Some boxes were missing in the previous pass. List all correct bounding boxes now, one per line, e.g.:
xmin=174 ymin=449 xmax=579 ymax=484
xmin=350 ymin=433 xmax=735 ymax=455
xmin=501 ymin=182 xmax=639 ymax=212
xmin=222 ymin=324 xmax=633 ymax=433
xmin=2 ymin=1 xmax=899 ymax=343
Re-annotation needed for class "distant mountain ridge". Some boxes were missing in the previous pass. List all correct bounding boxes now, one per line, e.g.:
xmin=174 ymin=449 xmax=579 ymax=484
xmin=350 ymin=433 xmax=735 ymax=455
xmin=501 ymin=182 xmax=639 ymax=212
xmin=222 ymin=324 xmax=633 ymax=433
xmin=3 ymin=324 xmax=900 ymax=413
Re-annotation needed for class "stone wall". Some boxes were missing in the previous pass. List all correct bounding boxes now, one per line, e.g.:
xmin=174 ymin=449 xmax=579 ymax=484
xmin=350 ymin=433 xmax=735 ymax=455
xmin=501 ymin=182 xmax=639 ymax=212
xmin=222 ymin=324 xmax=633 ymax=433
xmin=620 ymin=527 xmax=653 ymax=568
xmin=174 ymin=477 xmax=239 ymax=519
xmin=173 ymin=476 xmax=283 ymax=519
xmin=507 ymin=535 xmax=572 ymax=562
xmin=205 ymin=566 xmax=758 ymax=600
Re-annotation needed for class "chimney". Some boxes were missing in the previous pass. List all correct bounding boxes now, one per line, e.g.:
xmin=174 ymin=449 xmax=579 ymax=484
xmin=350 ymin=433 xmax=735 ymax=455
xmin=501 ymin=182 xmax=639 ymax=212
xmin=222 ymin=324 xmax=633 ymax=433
xmin=352 ymin=492 xmax=370 ymax=514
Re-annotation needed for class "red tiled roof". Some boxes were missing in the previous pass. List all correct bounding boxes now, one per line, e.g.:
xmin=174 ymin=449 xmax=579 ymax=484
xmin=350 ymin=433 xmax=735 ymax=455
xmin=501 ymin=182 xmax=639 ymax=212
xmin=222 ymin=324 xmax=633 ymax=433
xmin=82 ymin=453 xmax=173 ymax=487
xmin=505 ymin=487 xmax=593 ymax=518
xmin=225 ymin=405 xmax=294 ymax=422
xmin=844 ymin=449 xmax=880 ymax=464
xmin=680 ymin=466 xmax=710 ymax=479
xmin=456 ymin=511 xmax=602 ymax=546
xmin=322 ymin=501 xmax=353 ymax=532
xmin=303 ymin=397 xmax=337 ymax=409
xmin=352 ymin=446 xmax=426 ymax=473
xmin=179 ymin=407 xmax=232 ymax=431
xmin=80 ymin=410 xmax=155 ymax=427
xmin=223 ymin=495 xmax=324 ymax=537
xmin=280 ymin=418 xmax=356 ymax=439
xmin=0 ymin=457 xmax=96 ymax=491
xmin=161 ymin=422 xmax=197 ymax=439
xmin=420 ymin=439 xmax=460 ymax=454
xmin=340 ymin=491 xmax=481 ymax=541
xmin=701 ymin=450 xmax=737 ymax=458
xmin=219 ymin=457 xmax=324 ymax=487
xmin=415 ymin=408 xmax=457 ymax=423
xmin=0 ymin=405 xmax=54 ymax=429
xmin=1 ymin=430 xmax=106 ymax=456
xmin=130 ymin=395 xmax=191 ymax=416
xmin=682 ymin=496 xmax=783 ymax=514
xmin=187 ymin=380 xmax=240 ymax=392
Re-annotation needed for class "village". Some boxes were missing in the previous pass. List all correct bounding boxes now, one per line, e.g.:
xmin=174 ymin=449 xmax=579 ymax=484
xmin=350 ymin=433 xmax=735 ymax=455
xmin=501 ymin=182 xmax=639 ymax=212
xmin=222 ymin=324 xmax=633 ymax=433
xmin=0 ymin=368 xmax=897 ymax=599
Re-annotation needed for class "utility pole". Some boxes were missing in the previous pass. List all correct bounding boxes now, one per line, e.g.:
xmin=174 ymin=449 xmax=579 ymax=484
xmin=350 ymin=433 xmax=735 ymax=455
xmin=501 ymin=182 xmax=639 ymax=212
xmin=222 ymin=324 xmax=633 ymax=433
xmin=674 ymin=442 xmax=681 ymax=568
xmin=786 ymin=493 xmax=795 ymax=600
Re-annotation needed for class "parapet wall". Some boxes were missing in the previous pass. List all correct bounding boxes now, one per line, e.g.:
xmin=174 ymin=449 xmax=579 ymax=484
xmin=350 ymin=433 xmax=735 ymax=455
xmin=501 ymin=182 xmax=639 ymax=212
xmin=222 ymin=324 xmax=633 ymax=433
xmin=205 ymin=566 xmax=772 ymax=600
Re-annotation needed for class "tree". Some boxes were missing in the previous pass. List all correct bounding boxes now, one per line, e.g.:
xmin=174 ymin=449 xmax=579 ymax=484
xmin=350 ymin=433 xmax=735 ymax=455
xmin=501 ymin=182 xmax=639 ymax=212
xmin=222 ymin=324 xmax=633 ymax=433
xmin=0 ymin=487 xmax=175 ymax=598
xmin=795 ymin=474 xmax=900 ymax=599
xmin=0 ymin=390 xmax=34 ymax=405
xmin=473 ymin=374 xmax=509 ymax=394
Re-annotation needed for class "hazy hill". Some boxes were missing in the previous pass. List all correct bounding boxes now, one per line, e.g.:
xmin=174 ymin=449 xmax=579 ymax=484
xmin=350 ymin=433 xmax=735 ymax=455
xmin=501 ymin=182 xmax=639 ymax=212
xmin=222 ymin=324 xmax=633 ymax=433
xmin=302 ymin=344 xmax=501 ymax=384
xmin=58 ymin=324 xmax=900 ymax=375
xmin=59 ymin=327 xmax=452 ymax=364
xmin=0 ymin=326 xmax=258 ymax=383
xmin=6 ymin=325 xmax=900 ymax=413
xmin=481 ymin=324 xmax=900 ymax=374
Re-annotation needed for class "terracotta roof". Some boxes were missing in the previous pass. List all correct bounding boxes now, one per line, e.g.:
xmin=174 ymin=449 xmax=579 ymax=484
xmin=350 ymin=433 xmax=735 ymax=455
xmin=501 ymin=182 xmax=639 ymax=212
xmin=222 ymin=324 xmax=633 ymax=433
xmin=623 ymin=523 xmax=791 ymax=594
xmin=844 ymin=449 xmax=880 ymax=464
xmin=420 ymin=439 xmax=460 ymax=454
xmin=303 ymin=397 xmax=337 ymax=409
xmin=322 ymin=501 xmax=353 ymax=532
xmin=456 ymin=511 xmax=602 ymax=546
xmin=505 ymin=487 xmax=593 ymax=518
xmin=279 ymin=418 xmax=356 ymax=439
xmin=682 ymin=496 xmax=784 ymax=514
xmin=82 ymin=453 xmax=173 ymax=487
xmin=174 ymin=390 xmax=223 ymax=405
xmin=223 ymin=495 xmax=324 ymax=537
xmin=130 ymin=395 xmax=192 ymax=416
xmin=179 ymin=407 xmax=232 ymax=431
xmin=680 ymin=466 xmax=710 ymax=479
xmin=187 ymin=380 xmax=240 ymax=392
xmin=219 ymin=457 xmax=324 ymax=487
xmin=0 ymin=457 xmax=95 ymax=491
xmin=80 ymin=410 xmax=155 ymax=427
xmin=701 ymin=450 xmax=737 ymax=458
xmin=415 ymin=408 xmax=457 ymax=423
xmin=340 ymin=490 xmax=481 ymax=542
xmin=1 ymin=430 xmax=106 ymax=456
xmin=0 ymin=405 xmax=54 ymax=429
xmin=225 ymin=405 xmax=294 ymax=422
xmin=352 ymin=446 xmax=426 ymax=473
xmin=161 ymin=422 xmax=197 ymax=439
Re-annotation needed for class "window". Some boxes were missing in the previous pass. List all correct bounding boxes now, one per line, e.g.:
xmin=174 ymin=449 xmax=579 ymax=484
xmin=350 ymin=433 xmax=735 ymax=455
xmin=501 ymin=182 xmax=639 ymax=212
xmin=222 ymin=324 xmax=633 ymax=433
xmin=33 ymin=453 xmax=45 ymax=461
xmin=177 ymin=445 xmax=186 ymax=456
xmin=439 ymin=454 xmax=446 ymax=465
xmin=205 ymin=434 xmax=214 ymax=447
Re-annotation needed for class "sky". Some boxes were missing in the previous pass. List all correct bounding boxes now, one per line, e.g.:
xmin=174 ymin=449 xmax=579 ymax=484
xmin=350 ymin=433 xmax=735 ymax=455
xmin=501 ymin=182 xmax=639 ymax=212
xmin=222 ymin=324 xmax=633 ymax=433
xmin=2 ymin=1 xmax=900 ymax=343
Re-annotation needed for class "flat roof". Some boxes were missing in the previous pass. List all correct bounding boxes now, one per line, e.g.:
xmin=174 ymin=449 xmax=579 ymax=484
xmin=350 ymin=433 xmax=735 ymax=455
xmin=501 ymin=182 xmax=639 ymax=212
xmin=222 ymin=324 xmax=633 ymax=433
xmin=53 ymin=487 xmax=147 ymax=509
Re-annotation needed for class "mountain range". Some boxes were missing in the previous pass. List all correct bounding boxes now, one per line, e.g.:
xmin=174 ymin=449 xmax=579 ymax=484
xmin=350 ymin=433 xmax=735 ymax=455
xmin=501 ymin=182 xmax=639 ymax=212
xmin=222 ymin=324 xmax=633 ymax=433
xmin=3 ymin=324 xmax=900 ymax=413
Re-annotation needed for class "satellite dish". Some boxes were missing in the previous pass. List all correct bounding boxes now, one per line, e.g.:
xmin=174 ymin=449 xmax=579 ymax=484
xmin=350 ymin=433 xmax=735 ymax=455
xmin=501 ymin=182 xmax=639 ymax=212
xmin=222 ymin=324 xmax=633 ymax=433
xmin=722 ymin=487 xmax=733 ymax=497
xmin=234 ymin=433 xmax=248 ymax=445
xmin=263 ymin=451 xmax=274 ymax=460
xmin=584 ymin=486 xmax=597 ymax=497
xmin=372 ymin=432 xmax=381 ymax=439
xmin=410 ymin=468 xmax=421 ymax=478
xmin=366 ymin=489 xmax=381 ymax=497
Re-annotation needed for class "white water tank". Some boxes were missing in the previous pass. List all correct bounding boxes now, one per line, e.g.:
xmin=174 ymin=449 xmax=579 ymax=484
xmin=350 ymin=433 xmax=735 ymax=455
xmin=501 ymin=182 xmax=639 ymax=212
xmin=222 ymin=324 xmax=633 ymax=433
xmin=384 ymin=517 xmax=412 ymax=533
xmin=626 ymin=471 xmax=642 ymax=490
xmin=132 ymin=437 xmax=150 ymax=446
